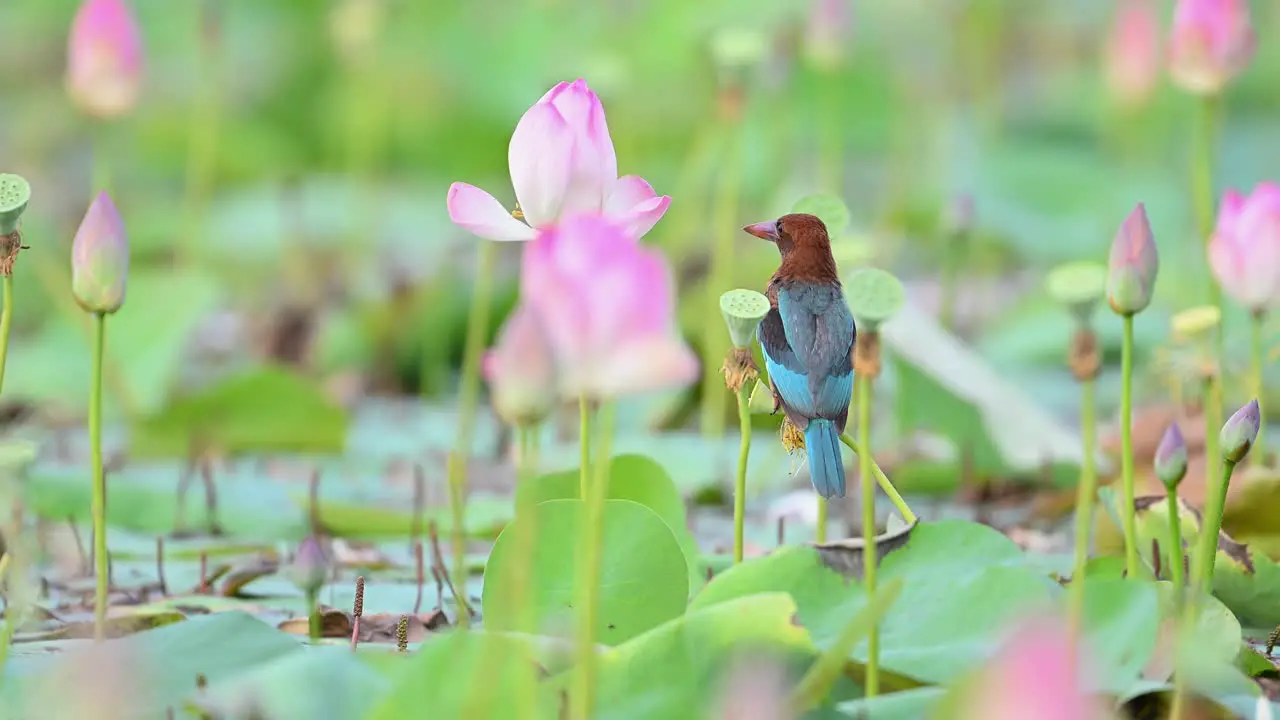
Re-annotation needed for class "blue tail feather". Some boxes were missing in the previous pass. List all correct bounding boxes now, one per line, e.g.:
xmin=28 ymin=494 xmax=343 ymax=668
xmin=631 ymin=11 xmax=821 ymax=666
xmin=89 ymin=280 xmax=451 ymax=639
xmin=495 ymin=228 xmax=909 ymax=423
xmin=804 ymin=419 xmax=845 ymax=499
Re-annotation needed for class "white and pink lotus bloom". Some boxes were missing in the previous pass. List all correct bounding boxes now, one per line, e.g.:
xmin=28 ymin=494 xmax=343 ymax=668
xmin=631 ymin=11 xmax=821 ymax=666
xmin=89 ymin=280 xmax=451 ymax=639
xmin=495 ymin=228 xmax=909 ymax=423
xmin=1168 ymin=0 xmax=1255 ymax=95
xmin=519 ymin=214 xmax=697 ymax=399
xmin=1208 ymin=183 xmax=1280 ymax=313
xmin=447 ymin=79 xmax=671 ymax=243
xmin=482 ymin=305 xmax=557 ymax=427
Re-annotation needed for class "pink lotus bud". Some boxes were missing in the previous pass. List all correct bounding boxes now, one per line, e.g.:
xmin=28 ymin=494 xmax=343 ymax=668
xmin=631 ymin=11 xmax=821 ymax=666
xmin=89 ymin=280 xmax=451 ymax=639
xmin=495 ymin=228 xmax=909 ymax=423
xmin=1168 ymin=0 xmax=1255 ymax=95
xmin=1208 ymin=184 xmax=1280 ymax=312
xmin=1221 ymin=398 xmax=1261 ymax=464
xmin=66 ymin=0 xmax=143 ymax=119
xmin=520 ymin=214 xmax=698 ymax=399
xmin=1105 ymin=0 xmax=1161 ymax=108
xmin=1106 ymin=203 xmax=1160 ymax=315
xmin=285 ymin=535 xmax=331 ymax=594
xmin=1154 ymin=423 xmax=1189 ymax=489
xmin=955 ymin=616 xmax=1112 ymax=720
xmin=447 ymin=79 xmax=669 ymax=242
xmin=482 ymin=305 xmax=557 ymax=427
xmin=71 ymin=192 xmax=129 ymax=315
xmin=802 ymin=0 xmax=853 ymax=72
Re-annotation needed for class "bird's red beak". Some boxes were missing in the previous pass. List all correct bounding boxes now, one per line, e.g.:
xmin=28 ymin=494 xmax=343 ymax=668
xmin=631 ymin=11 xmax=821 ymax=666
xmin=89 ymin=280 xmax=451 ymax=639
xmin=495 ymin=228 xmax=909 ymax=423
xmin=743 ymin=221 xmax=779 ymax=241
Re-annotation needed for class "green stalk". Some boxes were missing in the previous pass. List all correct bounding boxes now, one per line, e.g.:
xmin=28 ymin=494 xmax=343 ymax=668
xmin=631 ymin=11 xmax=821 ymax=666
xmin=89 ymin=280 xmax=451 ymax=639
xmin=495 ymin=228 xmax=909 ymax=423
xmin=816 ymin=496 xmax=828 ymax=544
xmin=179 ymin=5 xmax=222 ymax=269
xmin=0 ymin=552 xmax=13 ymax=677
xmin=699 ymin=120 xmax=740 ymax=438
xmin=818 ymin=74 xmax=843 ymax=196
xmin=1192 ymin=459 xmax=1236 ymax=592
xmin=1166 ymin=490 xmax=1185 ymax=597
xmin=1067 ymin=376 xmax=1098 ymax=634
xmin=733 ymin=384 xmax=751 ymax=563
xmin=838 ymin=433 xmax=917 ymax=524
xmin=1191 ymin=93 xmax=1222 ymax=346
xmin=443 ymin=241 xmax=498 ymax=630
xmin=1251 ymin=310 xmax=1268 ymax=465
xmin=0 ymin=275 xmax=12 ymax=395
xmin=856 ymin=373 xmax=878 ymax=698
xmin=572 ymin=401 xmax=615 ymax=720
xmin=788 ymin=577 xmax=904 ymax=714
xmin=512 ymin=424 xmax=539 ymax=719
xmin=1119 ymin=314 xmax=1140 ymax=578
xmin=1202 ymin=374 xmax=1223 ymax=570
xmin=306 ymin=588 xmax=320 ymax=642
xmin=92 ymin=121 xmax=112 ymax=195
xmin=579 ymin=395 xmax=591 ymax=499
xmin=90 ymin=312 xmax=108 ymax=642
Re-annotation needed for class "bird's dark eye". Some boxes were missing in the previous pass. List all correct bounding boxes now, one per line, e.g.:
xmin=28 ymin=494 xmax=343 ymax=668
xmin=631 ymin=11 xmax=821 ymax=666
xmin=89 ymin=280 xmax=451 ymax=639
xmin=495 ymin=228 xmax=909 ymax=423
xmin=774 ymin=220 xmax=783 ymax=236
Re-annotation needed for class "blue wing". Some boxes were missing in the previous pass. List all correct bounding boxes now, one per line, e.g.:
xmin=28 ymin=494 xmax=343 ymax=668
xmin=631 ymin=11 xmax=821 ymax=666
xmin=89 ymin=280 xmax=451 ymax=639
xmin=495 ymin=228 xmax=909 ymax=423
xmin=758 ymin=283 xmax=855 ymax=431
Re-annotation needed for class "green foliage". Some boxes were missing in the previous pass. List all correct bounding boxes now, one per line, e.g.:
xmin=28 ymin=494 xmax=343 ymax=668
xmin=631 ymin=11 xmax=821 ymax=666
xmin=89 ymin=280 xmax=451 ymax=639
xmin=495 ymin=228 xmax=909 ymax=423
xmin=482 ymin=499 xmax=689 ymax=645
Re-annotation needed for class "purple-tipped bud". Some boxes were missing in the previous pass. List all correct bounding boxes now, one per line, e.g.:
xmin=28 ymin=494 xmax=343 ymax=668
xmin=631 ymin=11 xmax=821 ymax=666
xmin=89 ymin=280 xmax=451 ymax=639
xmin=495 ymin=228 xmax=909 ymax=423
xmin=286 ymin=535 xmax=330 ymax=594
xmin=66 ymin=0 xmax=143 ymax=119
xmin=1154 ymin=424 xmax=1189 ymax=490
xmin=1106 ymin=203 xmax=1160 ymax=315
xmin=1220 ymin=399 xmax=1261 ymax=464
xmin=71 ymin=192 xmax=129 ymax=315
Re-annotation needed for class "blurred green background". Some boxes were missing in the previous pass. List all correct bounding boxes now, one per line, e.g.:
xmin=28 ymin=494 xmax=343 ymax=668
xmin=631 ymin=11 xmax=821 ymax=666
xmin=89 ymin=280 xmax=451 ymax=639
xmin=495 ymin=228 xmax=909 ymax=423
xmin=1 ymin=0 xmax=1279 ymax=476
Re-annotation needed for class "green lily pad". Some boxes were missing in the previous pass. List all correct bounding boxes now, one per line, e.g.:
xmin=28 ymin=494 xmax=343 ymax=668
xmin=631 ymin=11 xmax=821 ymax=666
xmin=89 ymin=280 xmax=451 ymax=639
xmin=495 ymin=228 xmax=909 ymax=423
xmin=844 ymin=267 xmax=905 ymax=329
xmin=0 ymin=611 xmax=302 ymax=718
xmin=190 ymin=645 xmax=390 ymax=719
xmin=792 ymin=194 xmax=851 ymax=234
xmin=364 ymin=630 xmax=545 ymax=720
xmin=515 ymin=454 xmax=703 ymax=592
xmin=482 ymin=499 xmax=689 ymax=646
xmin=0 ymin=173 xmax=30 ymax=234
xmin=130 ymin=365 xmax=349 ymax=459
xmin=690 ymin=520 xmax=1056 ymax=684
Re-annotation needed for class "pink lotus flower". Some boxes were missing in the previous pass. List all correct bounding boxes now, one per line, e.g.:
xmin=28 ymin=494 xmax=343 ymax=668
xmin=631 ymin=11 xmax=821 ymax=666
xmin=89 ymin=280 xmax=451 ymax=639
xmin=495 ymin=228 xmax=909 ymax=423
xmin=448 ymin=79 xmax=671 ymax=243
xmin=803 ymin=0 xmax=853 ymax=71
xmin=66 ymin=0 xmax=143 ymax=119
xmin=1168 ymin=0 xmax=1254 ymax=95
xmin=521 ymin=214 xmax=698 ymax=399
xmin=1106 ymin=203 xmax=1160 ymax=315
xmin=1208 ymin=183 xmax=1280 ymax=312
xmin=482 ymin=305 xmax=557 ymax=427
xmin=71 ymin=192 xmax=129 ymax=315
xmin=955 ymin=617 xmax=1112 ymax=720
xmin=1105 ymin=0 xmax=1161 ymax=108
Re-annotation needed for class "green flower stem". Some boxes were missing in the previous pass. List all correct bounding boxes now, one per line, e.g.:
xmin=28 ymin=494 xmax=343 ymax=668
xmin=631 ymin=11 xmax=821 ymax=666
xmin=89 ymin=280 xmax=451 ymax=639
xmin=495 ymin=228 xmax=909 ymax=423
xmin=306 ymin=588 xmax=320 ymax=642
xmin=733 ymin=384 xmax=751 ymax=563
xmin=180 ymin=16 xmax=222 ymax=269
xmin=90 ymin=312 xmax=108 ymax=642
xmin=1067 ymin=376 xmax=1098 ymax=635
xmin=0 ymin=274 xmax=13 ymax=396
xmin=579 ymin=395 xmax=591 ymax=499
xmin=573 ymin=401 xmax=615 ymax=720
xmin=512 ymin=424 xmax=540 ymax=719
xmin=1193 ymin=459 xmax=1237 ymax=593
xmin=0 ymin=552 xmax=11 ymax=676
xmin=1201 ymin=374 xmax=1223 ymax=578
xmin=1251 ymin=310 xmax=1268 ymax=465
xmin=699 ymin=119 xmax=741 ymax=438
xmin=819 ymin=77 xmax=843 ymax=196
xmin=837 ymin=434 xmax=917 ymax=525
xmin=815 ymin=496 xmax=828 ymax=544
xmin=1191 ymin=93 xmax=1222 ymax=344
xmin=1166 ymin=489 xmax=1185 ymax=597
xmin=443 ymin=241 xmax=498 ymax=630
xmin=856 ymin=373 xmax=879 ymax=698
xmin=92 ymin=120 xmax=112 ymax=195
xmin=788 ymin=577 xmax=904 ymax=714
xmin=1119 ymin=314 xmax=1140 ymax=578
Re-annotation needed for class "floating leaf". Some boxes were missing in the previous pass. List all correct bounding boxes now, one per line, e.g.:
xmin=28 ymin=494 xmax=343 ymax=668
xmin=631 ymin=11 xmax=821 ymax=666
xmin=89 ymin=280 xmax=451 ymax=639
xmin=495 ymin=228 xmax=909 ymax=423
xmin=482 ymin=499 xmax=689 ymax=646
xmin=190 ymin=646 xmax=390 ymax=720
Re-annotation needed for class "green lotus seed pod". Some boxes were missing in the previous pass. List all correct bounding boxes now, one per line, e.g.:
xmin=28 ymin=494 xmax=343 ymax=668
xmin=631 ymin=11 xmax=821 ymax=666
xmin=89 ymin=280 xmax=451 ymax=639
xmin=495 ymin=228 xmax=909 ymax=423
xmin=0 ymin=174 xmax=31 ymax=235
xmin=792 ymin=194 xmax=851 ymax=235
xmin=1045 ymin=261 xmax=1107 ymax=323
xmin=720 ymin=289 xmax=770 ymax=349
xmin=844 ymin=267 xmax=906 ymax=330
xmin=1171 ymin=305 xmax=1220 ymax=341
xmin=748 ymin=380 xmax=776 ymax=414
xmin=709 ymin=27 xmax=769 ymax=70
xmin=1221 ymin=399 xmax=1261 ymax=465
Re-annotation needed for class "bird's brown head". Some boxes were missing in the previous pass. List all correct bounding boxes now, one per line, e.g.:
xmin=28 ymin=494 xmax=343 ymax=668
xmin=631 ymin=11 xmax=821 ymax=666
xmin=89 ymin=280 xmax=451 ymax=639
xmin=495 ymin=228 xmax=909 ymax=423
xmin=743 ymin=213 xmax=831 ymax=256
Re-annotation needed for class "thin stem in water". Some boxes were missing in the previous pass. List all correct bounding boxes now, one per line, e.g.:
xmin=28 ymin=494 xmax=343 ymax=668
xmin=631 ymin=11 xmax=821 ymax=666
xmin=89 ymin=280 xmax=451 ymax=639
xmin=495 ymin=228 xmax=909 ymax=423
xmin=815 ymin=496 xmax=828 ymax=544
xmin=1119 ymin=314 xmax=1140 ymax=578
xmin=856 ymin=373 xmax=878 ymax=698
xmin=1166 ymin=490 xmax=1186 ymax=597
xmin=838 ymin=434 xmax=917 ymax=525
xmin=306 ymin=588 xmax=320 ymax=642
xmin=573 ymin=401 xmax=615 ymax=720
xmin=0 ymin=275 xmax=12 ymax=396
xmin=733 ymin=384 xmax=751 ymax=563
xmin=699 ymin=119 xmax=741 ymax=438
xmin=1191 ymin=93 xmax=1222 ymax=343
xmin=1201 ymin=373 xmax=1223 ymax=579
xmin=90 ymin=312 xmax=108 ymax=642
xmin=1251 ymin=310 xmax=1268 ymax=465
xmin=1067 ymin=377 xmax=1098 ymax=636
xmin=443 ymin=241 xmax=498 ymax=630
